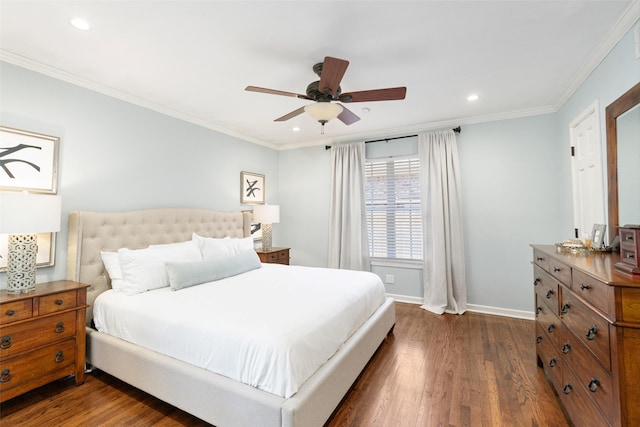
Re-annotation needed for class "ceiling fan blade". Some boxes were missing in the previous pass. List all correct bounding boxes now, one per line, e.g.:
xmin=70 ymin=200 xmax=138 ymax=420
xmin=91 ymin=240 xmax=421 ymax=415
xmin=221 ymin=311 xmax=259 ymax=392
xmin=274 ymin=106 xmax=306 ymax=122
xmin=318 ymin=56 xmax=349 ymax=96
xmin=340 ymin=87 xmax=407 ymax=103
xmin=337 ymin=105 xmax=361 ymax=125
xmin=245 ymin=86 xmax=311 ymax=100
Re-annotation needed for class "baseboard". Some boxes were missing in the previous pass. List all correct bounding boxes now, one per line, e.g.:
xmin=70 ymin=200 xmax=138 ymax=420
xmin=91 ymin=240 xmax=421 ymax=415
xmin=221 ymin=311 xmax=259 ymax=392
xmin=386 ymin=293 xmax=534 ymax=320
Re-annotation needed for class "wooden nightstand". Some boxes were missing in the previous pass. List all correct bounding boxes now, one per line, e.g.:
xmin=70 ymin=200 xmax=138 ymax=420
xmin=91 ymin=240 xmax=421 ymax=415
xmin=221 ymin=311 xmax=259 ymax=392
xmin=0 ymin=280 xmax=88 ymax=402
xmin=256 ymin=247 xmax=290 ymax=265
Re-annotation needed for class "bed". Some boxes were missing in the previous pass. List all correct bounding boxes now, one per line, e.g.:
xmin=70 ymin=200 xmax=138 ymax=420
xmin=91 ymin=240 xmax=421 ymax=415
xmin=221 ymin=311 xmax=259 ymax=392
xmin=66 ymin=208 xmax=395 ymax=427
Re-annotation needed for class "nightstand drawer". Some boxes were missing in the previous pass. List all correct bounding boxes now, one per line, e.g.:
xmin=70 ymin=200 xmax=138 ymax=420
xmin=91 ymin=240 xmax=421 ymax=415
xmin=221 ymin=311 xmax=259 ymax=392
xmin=0 ymin=339 xmax=76 ymax=400
xmin=256 ymin=248 xmax=290 ymax=265
xmin=0 ymin=300 xmax=33 ymax=324
xmin=0 ymin=311 xmax=76 ymax=359
xmin=39 ymin=290 xmax=78 ymax=315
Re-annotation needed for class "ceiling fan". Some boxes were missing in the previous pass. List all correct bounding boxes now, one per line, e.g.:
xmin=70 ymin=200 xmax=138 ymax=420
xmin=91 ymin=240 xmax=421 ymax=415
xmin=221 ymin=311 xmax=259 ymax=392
xmin=245 ymin=56 xmax=407 ymax=133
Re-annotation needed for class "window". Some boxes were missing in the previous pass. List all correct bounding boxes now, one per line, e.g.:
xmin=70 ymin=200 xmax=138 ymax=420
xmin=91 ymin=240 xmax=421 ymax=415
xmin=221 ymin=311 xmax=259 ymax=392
xmin=364 ymin=156 xmax=423 ymax=261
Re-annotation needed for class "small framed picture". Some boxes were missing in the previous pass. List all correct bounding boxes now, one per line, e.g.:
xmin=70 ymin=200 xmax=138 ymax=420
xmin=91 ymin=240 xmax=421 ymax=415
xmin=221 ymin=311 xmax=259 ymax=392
xmin=0 ymin=126 xmax=60 ymax=194
xmin=240 ymin=171 xmax=265 ymax=204
xmin=591 ymin=224 xmax=607 ymax=249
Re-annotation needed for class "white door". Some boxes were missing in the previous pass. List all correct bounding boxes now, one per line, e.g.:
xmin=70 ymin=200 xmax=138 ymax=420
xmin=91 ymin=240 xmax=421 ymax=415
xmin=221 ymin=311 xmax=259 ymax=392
xmin=570 ymin=101 xmax=605 ymax=242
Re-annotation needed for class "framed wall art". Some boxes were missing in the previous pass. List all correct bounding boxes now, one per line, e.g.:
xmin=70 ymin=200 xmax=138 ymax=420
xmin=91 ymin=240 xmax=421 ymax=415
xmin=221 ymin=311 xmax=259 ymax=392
xmin=0 ymin=126 xmax=60 ymax=194
xmin=240 ymin=171 xmax=265 ymax=204
xmin=0 ymin=232 xmax=56 ymax=271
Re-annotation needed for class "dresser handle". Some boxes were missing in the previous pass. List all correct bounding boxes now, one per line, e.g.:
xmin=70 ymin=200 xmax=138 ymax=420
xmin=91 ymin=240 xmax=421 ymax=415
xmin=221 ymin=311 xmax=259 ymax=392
xmin=563 ymin=383 xmax=572 ymax=394
xmin=55 ymin=299 xmax=63 ymax=306
xmin=561 ymin=303 xmax=570 ymax=314
xmin=586 ymin=325 xmax=597 ymax=340
xmin=55 ymin=351 xmax=65 ymax=363
xmin=533 ymin=278 xmax=541 ymax=286
xmin=588 ymin=377 xmax=600 ymax=392
xmin=6 ymin=310 xmax=15 ymax=316
xmin=546 ymin=289 xmax=554 ymax=299
xmin=547 ymin=324 xmax=555 ymax=333
xmin=537 ymin=256 xmax=544 ymax=261
xmin=562 ymin=342 xmax=571 ymax=354
xmin=580 ymin=284 xmax=590 ymax=291
xmin=553 ymin=267 xmax=561 ymax=273
xmin=548 ymin=358 xmax=557 ymax=368
xmin=536 ymin=306 xmax=542 ymax=314
xmin=536 ymin=336 xmax=542 ymax=344
xmin=0 ymin=336 xmax=12 ymax=349
xmin=0 ymin=368 xmax=11 ymax=383
xmin=55 ymin=322 xmax=65 ymax=334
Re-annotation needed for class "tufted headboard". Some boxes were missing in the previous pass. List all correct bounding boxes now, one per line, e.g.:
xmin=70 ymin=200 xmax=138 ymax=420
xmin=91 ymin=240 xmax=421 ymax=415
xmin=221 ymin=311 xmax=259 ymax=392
xmin=66 ymin=208 xmax=252 ymax=326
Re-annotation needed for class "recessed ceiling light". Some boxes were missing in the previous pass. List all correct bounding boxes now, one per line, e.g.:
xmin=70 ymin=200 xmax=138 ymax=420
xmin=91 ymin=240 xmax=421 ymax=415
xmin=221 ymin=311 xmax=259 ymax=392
xmin=467 ymin=94 xmax=479 ymax=101
xmin=292 ymin=127 xmax=300 ymax=132
xmin=70 ymin=17 xmax=91 ymax=30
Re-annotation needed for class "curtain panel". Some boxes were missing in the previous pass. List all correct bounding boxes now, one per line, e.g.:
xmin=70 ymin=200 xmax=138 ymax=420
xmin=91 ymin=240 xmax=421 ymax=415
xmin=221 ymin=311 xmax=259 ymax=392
xmin=328 ymin=142 xmax=371 ymax=271
xmin=419 ymin=130 xmax=467 ymax=314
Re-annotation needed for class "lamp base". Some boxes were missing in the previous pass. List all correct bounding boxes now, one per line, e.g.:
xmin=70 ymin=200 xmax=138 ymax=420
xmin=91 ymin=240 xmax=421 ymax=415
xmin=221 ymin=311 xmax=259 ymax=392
xmin=262 ymin=223 xmax=273 ymax=252
xmin=6 ymin=234 xmax=38 ymax=294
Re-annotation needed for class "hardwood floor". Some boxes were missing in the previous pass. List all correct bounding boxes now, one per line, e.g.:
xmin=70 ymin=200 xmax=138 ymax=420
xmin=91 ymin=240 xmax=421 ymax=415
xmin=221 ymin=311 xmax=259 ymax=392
xmin=0 ymin=303 xmax=569 ymax=426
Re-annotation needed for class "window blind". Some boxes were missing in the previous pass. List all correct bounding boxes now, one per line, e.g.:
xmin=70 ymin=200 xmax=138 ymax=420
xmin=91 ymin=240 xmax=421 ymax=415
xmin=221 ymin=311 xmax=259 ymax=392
xmin=364 ymin=156 xmax=423 ymax=260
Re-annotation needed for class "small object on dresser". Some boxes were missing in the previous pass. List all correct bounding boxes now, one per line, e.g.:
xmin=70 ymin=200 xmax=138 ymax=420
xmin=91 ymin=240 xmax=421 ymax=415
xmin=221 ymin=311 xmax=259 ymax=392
xmin=616 ymin=226 xmax=640 ymax=275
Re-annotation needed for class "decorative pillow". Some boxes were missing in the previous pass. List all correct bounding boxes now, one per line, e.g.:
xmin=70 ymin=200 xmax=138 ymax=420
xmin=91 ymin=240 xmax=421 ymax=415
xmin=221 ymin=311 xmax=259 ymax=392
xmin=192 ymin=233 xmax=254 ymax=261
xmin=167 ymin=250 xmax=262 ymax=291
xmin=118 ymin=240 xmax=202 ymax=295
xmin=100 ymin=251 xmax=124 ymax=291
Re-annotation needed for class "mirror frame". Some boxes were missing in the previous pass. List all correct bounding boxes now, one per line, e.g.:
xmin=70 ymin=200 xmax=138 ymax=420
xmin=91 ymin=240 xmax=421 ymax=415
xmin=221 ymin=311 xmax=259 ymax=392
xmin=606 ymin=81 xmax=640 ymax=240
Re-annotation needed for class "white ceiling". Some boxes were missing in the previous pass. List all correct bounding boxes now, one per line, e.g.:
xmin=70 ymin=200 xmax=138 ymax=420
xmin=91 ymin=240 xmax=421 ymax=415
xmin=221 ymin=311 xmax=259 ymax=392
xmin=1 ymin=1 xmax=638 ymax=150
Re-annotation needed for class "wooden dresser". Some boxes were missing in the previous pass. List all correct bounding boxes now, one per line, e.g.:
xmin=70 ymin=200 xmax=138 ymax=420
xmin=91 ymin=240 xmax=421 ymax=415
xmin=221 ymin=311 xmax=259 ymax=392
xmin=0 ymin=280 xmax=88 ymax=402
xmin=256 ymin=247 xmax=290 ymax=265
xmin=532 ymin=245 xmax=640 ymax=426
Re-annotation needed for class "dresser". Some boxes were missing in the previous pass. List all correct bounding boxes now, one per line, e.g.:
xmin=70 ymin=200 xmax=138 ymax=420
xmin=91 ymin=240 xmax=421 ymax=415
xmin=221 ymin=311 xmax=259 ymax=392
xmin=0 ymin=281 xmax=88 ymax=402
xmin=256 ymin=247 xmax=290 ymax=265
xmin=532 ymin=245 xmax=640 ymax=426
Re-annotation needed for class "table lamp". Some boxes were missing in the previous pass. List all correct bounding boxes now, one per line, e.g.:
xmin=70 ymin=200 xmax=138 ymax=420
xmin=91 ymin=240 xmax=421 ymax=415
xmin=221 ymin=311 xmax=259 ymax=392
xmin=252 ymin=205 xmax=280 ymax=251
xmin=0 ymin=193 xmax=62 ymax=293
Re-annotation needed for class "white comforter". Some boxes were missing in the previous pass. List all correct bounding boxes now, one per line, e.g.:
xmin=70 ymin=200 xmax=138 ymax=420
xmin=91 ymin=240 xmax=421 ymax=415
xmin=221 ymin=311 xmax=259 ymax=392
xmin=93 ymin=263 xmax=386 ymax=398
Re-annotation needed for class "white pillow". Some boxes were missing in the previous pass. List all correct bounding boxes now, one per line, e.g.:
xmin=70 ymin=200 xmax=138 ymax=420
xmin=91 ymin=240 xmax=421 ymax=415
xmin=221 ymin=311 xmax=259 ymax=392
xmin=118 ymin=240 xmax=202 ymax=295
xmin=192 ymin=233 xmax=254 ymax=261
xmin=100 ymin=251 xmax=124 ymax=291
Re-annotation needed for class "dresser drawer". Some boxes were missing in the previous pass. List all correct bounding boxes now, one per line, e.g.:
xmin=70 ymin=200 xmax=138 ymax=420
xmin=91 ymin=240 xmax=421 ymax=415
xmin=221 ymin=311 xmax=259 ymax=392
xmin=38 ymin=290 xmax=78 ymax=315
xmin=562 ymin=290 xmax=611 ymax=371
xmin=0 ymin=339 xmax=76 ymax=400
xmin=536 ymin=322 xmax=563 ymax=390
xmin=548 ymin=258 xmax=571 ymax=285
xmin=535 ymin=296 xmax=562 ymax=350
xmin=533 ymin=249 xmax=550 ymax=271
xmin=0 ymin=311 xmax=76 ymax=359
xmin=0 ymin=300 xmax=33 ymax=324
xmin=560 ymin=359 xmax=610 ymax=427
xmin=534 ymin=266 xmax=559 ymax=314
xmin=572 ymin=270 xmax=615 ymax=318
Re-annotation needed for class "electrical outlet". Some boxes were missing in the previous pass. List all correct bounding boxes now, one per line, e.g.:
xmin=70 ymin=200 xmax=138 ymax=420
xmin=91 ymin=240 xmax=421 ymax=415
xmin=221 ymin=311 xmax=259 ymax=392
xmin=385 ymin=274 xmax=395 ymax=284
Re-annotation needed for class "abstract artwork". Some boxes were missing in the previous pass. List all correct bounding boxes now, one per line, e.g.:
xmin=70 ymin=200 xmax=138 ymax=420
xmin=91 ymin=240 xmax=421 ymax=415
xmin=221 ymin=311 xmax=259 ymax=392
xmin=240 ymin=171 xmax=265 ymax=204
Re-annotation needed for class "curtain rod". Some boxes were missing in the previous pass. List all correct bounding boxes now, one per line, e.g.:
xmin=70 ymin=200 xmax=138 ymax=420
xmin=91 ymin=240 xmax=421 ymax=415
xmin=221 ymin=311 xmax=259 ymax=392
xmin=325 ymin=126 xmax=461 ymax=150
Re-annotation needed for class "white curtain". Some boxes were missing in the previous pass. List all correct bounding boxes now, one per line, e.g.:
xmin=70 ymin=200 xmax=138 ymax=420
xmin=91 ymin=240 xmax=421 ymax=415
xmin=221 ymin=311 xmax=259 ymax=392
xmin=328 ymin=142 xmax=371 ymax=271
xmin=419 ymin=130 xmax=467 ymax=314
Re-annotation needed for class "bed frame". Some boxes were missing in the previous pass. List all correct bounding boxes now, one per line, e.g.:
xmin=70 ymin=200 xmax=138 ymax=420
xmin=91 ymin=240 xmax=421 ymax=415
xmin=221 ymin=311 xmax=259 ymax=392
xmin=66 ymin=208 xmax=395 ymax=427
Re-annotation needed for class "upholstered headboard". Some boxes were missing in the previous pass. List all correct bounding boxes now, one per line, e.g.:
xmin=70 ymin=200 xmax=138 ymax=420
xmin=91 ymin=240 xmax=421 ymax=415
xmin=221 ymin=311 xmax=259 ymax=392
xmin=66 ymin=208 xmax=252 ymax=325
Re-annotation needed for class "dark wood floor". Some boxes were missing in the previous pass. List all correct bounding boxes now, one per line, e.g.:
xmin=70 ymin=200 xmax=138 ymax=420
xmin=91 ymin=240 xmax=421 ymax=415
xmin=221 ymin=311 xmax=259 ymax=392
xmin=0 ymin=303 xmax=569 ymax=426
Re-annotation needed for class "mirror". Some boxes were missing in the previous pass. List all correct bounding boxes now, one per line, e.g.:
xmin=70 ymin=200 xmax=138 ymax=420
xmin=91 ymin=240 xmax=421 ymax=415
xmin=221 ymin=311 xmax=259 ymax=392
xmin=606 ymin=81 xmax=640 ymax=240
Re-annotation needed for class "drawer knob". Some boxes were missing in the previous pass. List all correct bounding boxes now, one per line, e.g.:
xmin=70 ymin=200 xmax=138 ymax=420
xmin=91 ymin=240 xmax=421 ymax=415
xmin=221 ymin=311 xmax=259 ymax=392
xmin=536 ymin=306 xmax=542 ymax=314
xmin=55 ymin=321 xmax=65 ymax=334
xmin=561 ymin=303 xmax=570 ymax=314
xmin=553 ymin=267 xmax=561 ymax=273
xmin=536 ymin=335 xmax=542 ymax=344
xmin=563 ymin=383 xmax=573 ymax=394
xmin=562 ymin=342 xmax=571 ymax=354
xmin=0 ymin=368 xmax=12 ymax=383
xmin=6 ymin=310 xmax=15 ymax=316
xmin=585 ymin=325 xmax=598 ymax=341
xmin=588 ymin=377 xmax=600 ymax=392
xmin=548 ymin=357 xmax=557 ymax=368
xmin=537 ymin=257 xmax=544 ymax=261
xmin=0 ymin=336 xmax=12 ymax=349
xmin=547 ymin=324 xmax=555 ymax=333
xmin=546 ymin=289 xmax=554 ymax=299
xmin=533 ymin=278 xmax=540 ymax=286
xmin=580 ymin=283 xmax=590 ymax=291
xmin=55 ymin=299 xmax=63 ymax=306
xmin=55 ymin=351 xmax=65 ymax=363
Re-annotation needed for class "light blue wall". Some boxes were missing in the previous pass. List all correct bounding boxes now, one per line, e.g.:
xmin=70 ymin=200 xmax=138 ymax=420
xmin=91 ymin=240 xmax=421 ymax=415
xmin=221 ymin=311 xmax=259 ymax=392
xmin=0 ymin=62 xmax=279 ymax=287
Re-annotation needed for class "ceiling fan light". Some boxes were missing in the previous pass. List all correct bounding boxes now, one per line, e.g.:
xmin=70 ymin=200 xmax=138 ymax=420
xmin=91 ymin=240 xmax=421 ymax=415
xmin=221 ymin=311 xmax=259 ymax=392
xmin=304 ymin=102 xmax=343 ymax=123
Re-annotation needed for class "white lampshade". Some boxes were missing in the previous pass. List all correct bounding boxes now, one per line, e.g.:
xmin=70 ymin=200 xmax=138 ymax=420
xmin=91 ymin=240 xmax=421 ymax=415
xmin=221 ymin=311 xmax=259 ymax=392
xmin=304 ymin=102 xmax=343 ymax=122
xmin=253 ymin=204 xmax=280 ymax=224
xmin=0 ymin=193 xmax=62 ymax=234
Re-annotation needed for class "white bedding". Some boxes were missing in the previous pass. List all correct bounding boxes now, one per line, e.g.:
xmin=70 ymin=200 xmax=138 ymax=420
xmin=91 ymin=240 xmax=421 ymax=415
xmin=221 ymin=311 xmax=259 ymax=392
xmin=93 ymin=263 xmax=386 ymax=398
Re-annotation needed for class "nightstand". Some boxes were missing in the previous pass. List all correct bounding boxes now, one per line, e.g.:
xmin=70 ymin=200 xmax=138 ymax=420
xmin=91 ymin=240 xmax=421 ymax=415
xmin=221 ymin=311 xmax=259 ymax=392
xmin=256 ymin=247 xmax=290 ymax=265
xmin=0 ymin=280 xmax=89 ymax=402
